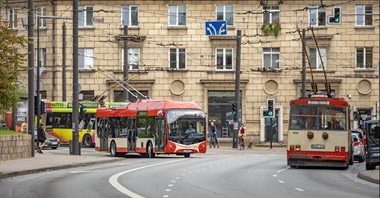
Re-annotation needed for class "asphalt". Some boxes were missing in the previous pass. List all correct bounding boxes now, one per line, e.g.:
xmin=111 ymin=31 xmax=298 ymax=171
xmin=0 ymin=146 xmax=379 ymax=184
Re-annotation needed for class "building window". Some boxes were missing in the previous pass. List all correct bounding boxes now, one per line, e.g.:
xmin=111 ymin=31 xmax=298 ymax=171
xmin=36 ymin=48 xmax=46 ymax=67
xmin=216 ymin=5 xmax=233 ymax=26
xmin=216 ymin=48 xmax=233 ymax=70
xmin=356 ymin=5 xmax=373 ymax=26
xmin=168 ymin=5 xmax=186 ymax=26
xmin=7 ymin=8 xmax=17 ymax=28
xmin=121 ymin=5 xmax=138 ymax=27
xmin=78 ymin=48 xmax=94 ymax=70
xmin=114 ymin=90 xmax=148 ymax=102
xmin=169 ymin=48 xmax=186 ymax=69
xmin=309 ymin=5 xmax=326 ymax=27
xmin=36 ymin=7 xmax=46 ymax=28
xmin=78 ymin=6 xmax=93 ymax=27
xmin=309 ymin=47 xmax=327 ymax=70
xmin=356 ymin=47 xmax=373 ymax=68
xmin=263 ymin=5 xmax=279 ymax=24
xmin=263 ymin=48 xmax=280 ymax=69
xmin=80 ymin=90 xmax=94 ymax=101
xmin=121 ymin=48 xmax=140 ymax=70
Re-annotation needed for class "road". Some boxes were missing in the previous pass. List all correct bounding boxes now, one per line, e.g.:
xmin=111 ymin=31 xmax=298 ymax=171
xmin=0 ymin=148 xmax=378 ymax=198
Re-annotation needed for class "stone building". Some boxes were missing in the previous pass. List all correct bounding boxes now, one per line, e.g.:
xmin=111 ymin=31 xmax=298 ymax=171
xmin=1 ymin=0 xmax=379 ymax=146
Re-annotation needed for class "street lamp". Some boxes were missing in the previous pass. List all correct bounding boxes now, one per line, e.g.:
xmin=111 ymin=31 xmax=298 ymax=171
xmin=36 ymin=15 xmax=70 ymax=127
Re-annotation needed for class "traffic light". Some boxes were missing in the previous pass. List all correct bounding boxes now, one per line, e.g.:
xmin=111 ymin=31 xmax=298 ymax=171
xmin=232 ymin=103 xmax=237 ymax=121
xmin=263 ymin=99 xmax=275 ymax=118
xmin=34 ymin=96 xmax=38 ymax=115
xmin=329 ymin=7 xmax=341 ymax=23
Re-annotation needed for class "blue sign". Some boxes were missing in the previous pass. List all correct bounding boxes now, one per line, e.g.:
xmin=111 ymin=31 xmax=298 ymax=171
xmin=205 ymin=21 xmax=227 ymax=36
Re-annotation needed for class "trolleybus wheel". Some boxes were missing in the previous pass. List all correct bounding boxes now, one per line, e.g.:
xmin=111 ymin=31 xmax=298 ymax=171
xmin=146 ymin=142 xmax=155 ymax=158
xmin=110 ymin=141 xmax=118 ymax=157
xmin=83 ymin=134 xmax=92 ymax=148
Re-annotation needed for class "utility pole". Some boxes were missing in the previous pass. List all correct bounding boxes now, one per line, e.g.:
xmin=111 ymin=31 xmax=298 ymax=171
xmin=62 ymin=22 xmax=66 ymax=101
xmin=71 ymin=0 xmax=80 ymax=155
xmin=36 ymin=16 xmax=41 ymax=129
xmin=27 ymin=0 xmax=35 ymax=157
xmin=233 ymin=30 xmax=241 ymax=149
xmin=123 ymin=25 xmax=129 ymax=102
xmin=301 ymin=29 xmax=306 ymax=98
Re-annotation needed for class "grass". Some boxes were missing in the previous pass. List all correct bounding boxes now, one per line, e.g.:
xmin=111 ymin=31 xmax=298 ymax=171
xmin=0 ymin=130 xmax=25 ymax=136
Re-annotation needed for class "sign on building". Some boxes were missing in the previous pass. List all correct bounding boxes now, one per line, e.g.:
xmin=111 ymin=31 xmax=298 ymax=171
xmin=205 ymin=21 xmax=227 ymax=36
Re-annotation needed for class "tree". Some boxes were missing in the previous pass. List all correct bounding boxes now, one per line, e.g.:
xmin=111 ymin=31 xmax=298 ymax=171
xmin=0 ymin=21 xmax=27 ymax=114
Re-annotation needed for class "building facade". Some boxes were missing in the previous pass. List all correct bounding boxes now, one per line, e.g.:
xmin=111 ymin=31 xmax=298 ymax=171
xmin=1 ymin=0 xmax=379 ymax=146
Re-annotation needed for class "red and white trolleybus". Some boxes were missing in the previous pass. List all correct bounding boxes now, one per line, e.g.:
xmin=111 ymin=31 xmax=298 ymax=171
xmin=287 ymin=95 xmax=353 ymax=168
xmin=95 ymin=99 xmax=207 ymax=158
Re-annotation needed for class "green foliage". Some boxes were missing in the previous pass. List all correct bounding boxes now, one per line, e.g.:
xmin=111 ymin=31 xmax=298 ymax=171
xmin=0 ymin=130 xmax=24 ymax=136
xmin=0 ymin=21 xmax=27 ymax=114
xmin=261 ymin=23 xmax=281 ymax=37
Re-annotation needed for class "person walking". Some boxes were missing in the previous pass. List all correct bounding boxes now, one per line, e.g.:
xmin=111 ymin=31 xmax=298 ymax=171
xmin=209 ymin=121 xmax=219 ymax=148
xmin=36 ymin=123 xmax=47 ymax=154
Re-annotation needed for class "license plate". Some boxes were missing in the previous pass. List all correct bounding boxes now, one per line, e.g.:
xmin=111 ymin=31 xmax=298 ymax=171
xmin=311 ymin=144 xmax=325 ymax=149
xmin=372 ymin=153 xmax=380 ymax=156
xmin=183 ymin=150 xmax=192 ymax=153
xmin=51 ymin=142 xmax=58 ymax=145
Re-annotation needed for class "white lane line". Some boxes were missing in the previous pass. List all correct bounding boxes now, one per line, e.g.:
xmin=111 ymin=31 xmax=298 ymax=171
xmin=70 ymin=170 xmax=95 ymax=173
xmin=163 ymin=195 xmax=169 ymax=198
xmin=276 ymin=167 xmax=289 ymax=173
xmin=273 ymin=174 xmax=277 ymax=177
xmin=165 ymin=189 xmax=171 ymax=192
xmin=278 ymin=180 xmax=285 ymax=183
xmin=109 ymin=159 xmax=186 ymax=198
xmin=295 ymin=188 xmax=304 ymax=192
xmin=171 ymin=180 xmax=177 ymax=183
xmin=168 ymin=184 xmax=173 ymax=187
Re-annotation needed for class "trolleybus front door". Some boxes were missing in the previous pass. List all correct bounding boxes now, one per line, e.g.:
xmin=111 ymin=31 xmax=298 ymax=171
xmin=155 ymin=117 xmax=166 ymax=152
xmin=99 ymin=119 xmax=109 ymax=151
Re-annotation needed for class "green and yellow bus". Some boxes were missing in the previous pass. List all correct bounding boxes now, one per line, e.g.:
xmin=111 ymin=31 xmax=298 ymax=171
xmin=44 ymin=101 xmax=128 ymax=147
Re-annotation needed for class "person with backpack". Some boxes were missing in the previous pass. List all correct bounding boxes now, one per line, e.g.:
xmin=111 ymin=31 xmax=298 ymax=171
xmin=36 ymin=123 xmax=47 ymax=154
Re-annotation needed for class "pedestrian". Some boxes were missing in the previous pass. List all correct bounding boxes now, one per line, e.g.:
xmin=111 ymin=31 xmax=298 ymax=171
xmin=37 ymin=123 xmax=46 ymax=154
xmin=238 ymin=124 xmax=246 ymax=149
xmin=209 ymin=121 xmax=219 ymax=148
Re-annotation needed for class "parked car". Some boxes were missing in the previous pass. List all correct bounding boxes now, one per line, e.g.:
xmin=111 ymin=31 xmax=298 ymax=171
xmin=351 ymin=133 xmax=365 ymax=163
xmin=34 ymin=130 xmax=60 ymax=149
xmin=364 ymin=120 xmax=380 ymax=170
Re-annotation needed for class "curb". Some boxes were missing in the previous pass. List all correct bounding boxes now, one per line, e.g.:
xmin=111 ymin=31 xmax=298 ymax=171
xmin=357 ymin=171 xmax=380 ymax=184
xmin=0 ymin=158 xmax=124 ymax=180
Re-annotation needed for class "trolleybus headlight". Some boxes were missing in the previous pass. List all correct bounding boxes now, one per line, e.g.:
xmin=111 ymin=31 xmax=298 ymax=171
xmin=307 ymin=132 xmax=314 ymax=139
xmin=335 ymin=146 xmax=340 ymax=152
xmin=341 ymin=146 xmax=345 ymax=152
xmin=322 ymin=132 xmax=329 ymax=140
xmin=295 ymin=145 xmax=301 ymax=151
xmin=290 ymin=145 xmax=295 ymax=151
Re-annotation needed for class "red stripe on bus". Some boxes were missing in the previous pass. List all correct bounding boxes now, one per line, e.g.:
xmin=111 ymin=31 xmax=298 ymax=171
xmin=287 ymin=150 xmax=348 ymax=161
xmin=116 ymin=147 xmax=128 ymax=153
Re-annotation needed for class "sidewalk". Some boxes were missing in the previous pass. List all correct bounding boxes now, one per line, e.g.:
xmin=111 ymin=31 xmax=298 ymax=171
xmin=0 ymin=149 xmax=123 ymax=180
xmin=0 ymin=146 xmax=379 ymax=184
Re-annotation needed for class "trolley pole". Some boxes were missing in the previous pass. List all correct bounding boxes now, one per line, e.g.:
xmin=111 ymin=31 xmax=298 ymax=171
xmin=123 ymin=25 xmax=129 ymax=102
xmin=301 ymin=29 xmax=306 ymax=98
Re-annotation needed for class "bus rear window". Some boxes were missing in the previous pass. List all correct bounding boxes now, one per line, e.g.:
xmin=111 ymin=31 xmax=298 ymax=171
xmin=289 ymin=105 xmax=347 ymax=131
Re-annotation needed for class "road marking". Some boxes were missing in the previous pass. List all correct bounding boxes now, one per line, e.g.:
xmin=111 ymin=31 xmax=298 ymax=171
xmin=273 ymin=174 xmax=277 ymax=177
xmin=109 ymin=159 xmax=186 ymax=198
xmin=171 ymin=180 xmax=177 ymax=183
xmin=163 ymin=195 xmax=169 ymax=198
xmin=276 ymin=167 xmax=289 ymax=173
xmin=168 ymin=184 xmax=173 ymax=187
xmin=70 ymin=170 xmax=95 ymax=173
xmin=166 ymin=189 xmax=171 ymax=192
xmin=278 ymin=180 xmax=285 ymax=183
xmin=295 ymin=188 xmax=304 ymax=192
xmin=175 ymin=177 xmax=180 ymax=179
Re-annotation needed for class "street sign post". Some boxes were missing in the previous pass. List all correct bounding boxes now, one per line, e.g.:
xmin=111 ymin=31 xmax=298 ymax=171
xmin=205 ymin=20 xmax=227 ymax=36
